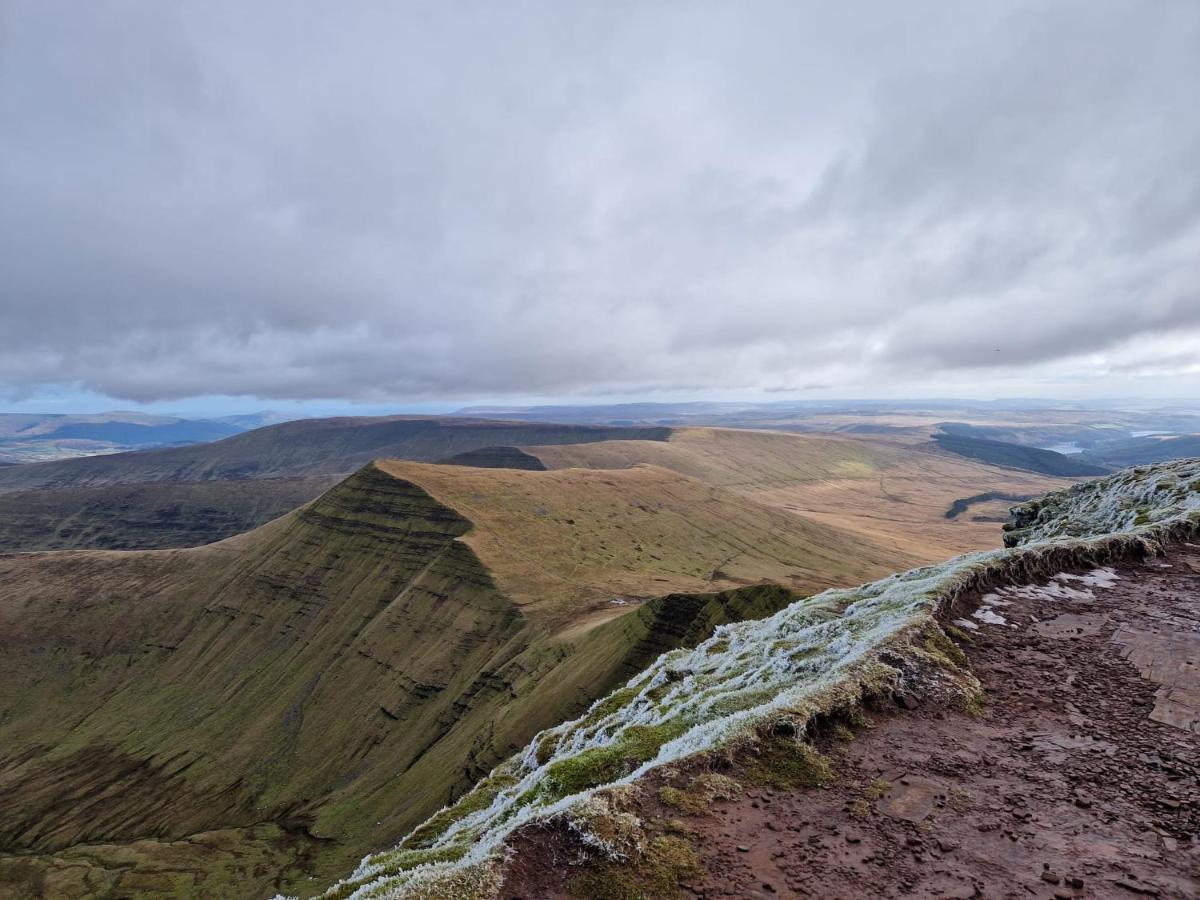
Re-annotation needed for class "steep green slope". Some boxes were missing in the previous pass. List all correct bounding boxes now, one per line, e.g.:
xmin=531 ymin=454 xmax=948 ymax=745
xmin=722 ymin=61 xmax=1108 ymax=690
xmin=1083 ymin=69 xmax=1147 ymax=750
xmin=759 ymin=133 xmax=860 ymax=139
xmin=0 ymin=476 xmax=341 ymax=551
xmin=0 ymin=464 xmax=792 ymax=898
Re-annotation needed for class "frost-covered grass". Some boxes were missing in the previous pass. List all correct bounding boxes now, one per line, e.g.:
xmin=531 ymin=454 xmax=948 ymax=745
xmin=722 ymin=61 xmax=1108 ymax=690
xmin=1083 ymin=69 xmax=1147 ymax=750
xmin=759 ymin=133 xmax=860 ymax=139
xmin=309 ymin=457 xmax=1200 ymax=900
xmin=1004 ymin=457 xmax=1200 ymax=545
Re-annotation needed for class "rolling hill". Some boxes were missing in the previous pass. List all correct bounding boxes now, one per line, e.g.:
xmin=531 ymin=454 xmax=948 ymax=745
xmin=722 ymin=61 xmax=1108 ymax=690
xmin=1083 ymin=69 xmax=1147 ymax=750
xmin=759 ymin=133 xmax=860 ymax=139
xmin=931 ymin=432 xmax=1108 ymax=477
xmin=0 ymin=426 xmax=1075 ymax=897
xmin=0 ymin=417 xmax=670 ymax=491
xmin=524 ymin=427 xmax=1072 ymax=562
xmin=0 ymin=417 xmax=670 ymax=551
xmin=1079 ymin=433 xmax=1200 ymax=469
xmin=0 ymin=412 xmax=249 ymax=465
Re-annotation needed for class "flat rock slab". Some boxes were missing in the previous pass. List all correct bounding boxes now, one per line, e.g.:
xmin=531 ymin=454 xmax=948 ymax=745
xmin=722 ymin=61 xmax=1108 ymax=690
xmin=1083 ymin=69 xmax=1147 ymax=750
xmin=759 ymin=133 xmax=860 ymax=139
xmin=876 ymin=774 xmax=946 ymax=822
xmin=1113 ymin=624 xmax=1200 ymax=733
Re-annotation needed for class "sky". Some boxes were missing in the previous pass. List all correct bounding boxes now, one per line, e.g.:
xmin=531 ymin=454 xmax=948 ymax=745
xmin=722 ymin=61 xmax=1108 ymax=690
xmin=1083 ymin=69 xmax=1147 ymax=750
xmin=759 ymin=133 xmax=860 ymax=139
xmin=2 ymin=1 xmax=1199 ymax=416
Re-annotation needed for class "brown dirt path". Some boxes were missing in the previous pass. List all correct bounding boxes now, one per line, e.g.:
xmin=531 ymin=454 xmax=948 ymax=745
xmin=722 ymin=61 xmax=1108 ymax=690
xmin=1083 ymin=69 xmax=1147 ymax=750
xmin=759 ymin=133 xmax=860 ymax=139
xmin=498 ymin=545 xmax=1200 ymax=899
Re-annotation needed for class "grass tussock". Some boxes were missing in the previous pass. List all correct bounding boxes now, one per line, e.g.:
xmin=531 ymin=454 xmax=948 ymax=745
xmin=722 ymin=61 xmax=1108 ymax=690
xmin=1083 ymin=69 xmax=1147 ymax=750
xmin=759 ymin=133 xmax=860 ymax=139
xmin=657 ymin=772 xmax=741 ymax=816
xmin=744 ymin=735 xmax=834 ymax=790
xmin=569 ymin=835 xmax=701 ymax=900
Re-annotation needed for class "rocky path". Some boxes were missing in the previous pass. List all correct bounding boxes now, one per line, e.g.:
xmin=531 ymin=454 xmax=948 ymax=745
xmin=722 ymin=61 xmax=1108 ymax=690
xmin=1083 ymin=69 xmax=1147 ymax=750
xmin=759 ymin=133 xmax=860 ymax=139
xmin=501 ymin=545 xmax=1200 ymax=899
xmin=678 ymin=546 xmax=1200 ymax=899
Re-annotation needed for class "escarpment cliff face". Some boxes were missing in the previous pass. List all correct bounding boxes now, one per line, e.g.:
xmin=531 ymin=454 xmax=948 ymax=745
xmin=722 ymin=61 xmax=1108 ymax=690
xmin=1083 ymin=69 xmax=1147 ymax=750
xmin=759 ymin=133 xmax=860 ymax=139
xmin=0 ymin=463 xmax=799 ymax=898
xmin=0 ymin=464 xmax=526 ymax=891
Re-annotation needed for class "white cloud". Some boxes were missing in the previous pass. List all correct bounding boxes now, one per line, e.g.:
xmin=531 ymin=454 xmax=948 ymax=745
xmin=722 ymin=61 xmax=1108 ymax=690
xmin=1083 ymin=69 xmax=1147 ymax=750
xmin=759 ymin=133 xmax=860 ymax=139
xmin=1 ymin=0 xmax=1197 ymax=403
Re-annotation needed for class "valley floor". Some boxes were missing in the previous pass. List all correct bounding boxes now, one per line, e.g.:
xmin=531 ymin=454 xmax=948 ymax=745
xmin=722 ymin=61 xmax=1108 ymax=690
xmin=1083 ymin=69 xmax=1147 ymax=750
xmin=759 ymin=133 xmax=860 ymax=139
xmin=498 ymin=546 xmax=1200 ymax=899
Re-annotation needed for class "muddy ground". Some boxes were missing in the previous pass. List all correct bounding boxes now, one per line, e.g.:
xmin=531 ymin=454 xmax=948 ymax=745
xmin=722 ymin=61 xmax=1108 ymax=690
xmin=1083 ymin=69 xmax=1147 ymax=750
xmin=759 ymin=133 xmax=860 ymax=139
xmin=499 ymin=545 xmax=1200 ymax=899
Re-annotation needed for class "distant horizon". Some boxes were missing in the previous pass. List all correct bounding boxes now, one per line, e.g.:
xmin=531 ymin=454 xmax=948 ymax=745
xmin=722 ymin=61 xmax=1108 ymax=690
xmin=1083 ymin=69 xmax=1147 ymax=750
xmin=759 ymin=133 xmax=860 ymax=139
xmin=3 ymin=393 xmax=1200 ymax=422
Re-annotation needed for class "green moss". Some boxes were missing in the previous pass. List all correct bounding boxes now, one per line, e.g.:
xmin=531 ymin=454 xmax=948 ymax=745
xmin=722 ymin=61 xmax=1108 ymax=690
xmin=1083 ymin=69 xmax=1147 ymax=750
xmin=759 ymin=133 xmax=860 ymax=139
xmin=569 ymin=872 xmax=645 ymax=900
xmin=962 ymin=687 xmax=987 ymax=718
xmin=921 ymin=626 xmax=969 ymax=670
xmin=640 ymin=835 xmax=700 ymax=894
xmin=367 ymin=845 xmax=468 ymax=878
xmin=324 ymin=846 xmax=472 ymax=900
xmin=944 ymin=623 xmax=975 ymax=644
xmin=535 ymin=732 xmax=560 ymax=766
xmin=745 ymin=736 xmax=833 ymax=790
xmin=544 ymin=721 xmax=690 ymax=799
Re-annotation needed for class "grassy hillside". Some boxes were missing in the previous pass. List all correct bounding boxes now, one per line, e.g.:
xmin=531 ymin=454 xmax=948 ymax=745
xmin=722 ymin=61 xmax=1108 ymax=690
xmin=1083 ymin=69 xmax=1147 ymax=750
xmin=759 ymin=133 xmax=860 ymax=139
xmin=932 ymin=432 xmax=1107 ymax=477
xmin=379 ymin=456 xmax=903 ymax=621
xmin=440 ymin=445 xmax=547 ymax=470
xmin=0 ymin=462 xmax=811 ymax=898
xmin=0 ymin=412 xmax=249 ymax=465
xmin=528 ymin=428 xmax=1071 ymax=562
xmin=0 ymin=429 xmax=1079 ymax=897
xmin=0 ymin=476 xmax=341 ymax=551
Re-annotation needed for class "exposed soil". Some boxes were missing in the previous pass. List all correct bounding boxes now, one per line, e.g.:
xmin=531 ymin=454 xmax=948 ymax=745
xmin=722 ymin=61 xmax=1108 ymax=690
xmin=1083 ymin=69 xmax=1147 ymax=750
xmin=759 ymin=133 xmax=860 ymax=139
xmin=498 ymin=545 xmax=1200 ymax=899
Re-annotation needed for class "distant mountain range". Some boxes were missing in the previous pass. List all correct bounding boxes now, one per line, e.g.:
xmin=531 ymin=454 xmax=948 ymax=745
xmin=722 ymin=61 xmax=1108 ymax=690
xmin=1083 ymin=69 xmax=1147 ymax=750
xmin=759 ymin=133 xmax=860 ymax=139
xmin=0 ymin=412 xmax=248 ymax=464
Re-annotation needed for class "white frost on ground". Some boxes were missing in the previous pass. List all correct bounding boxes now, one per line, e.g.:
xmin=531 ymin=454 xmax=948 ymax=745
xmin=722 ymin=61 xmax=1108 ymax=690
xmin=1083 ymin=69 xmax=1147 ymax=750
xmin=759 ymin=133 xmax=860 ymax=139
xmin=1005 ymin=458 xmax=1200 ymax=544
xmin=975 ymin=566 xmax=1122 ymax=613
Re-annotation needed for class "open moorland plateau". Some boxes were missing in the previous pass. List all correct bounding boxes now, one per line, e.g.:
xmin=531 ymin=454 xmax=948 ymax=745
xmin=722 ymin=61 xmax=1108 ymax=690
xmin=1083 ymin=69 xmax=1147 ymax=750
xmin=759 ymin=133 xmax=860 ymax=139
xmin=0 ymin=416 xmax=1196 ymax=899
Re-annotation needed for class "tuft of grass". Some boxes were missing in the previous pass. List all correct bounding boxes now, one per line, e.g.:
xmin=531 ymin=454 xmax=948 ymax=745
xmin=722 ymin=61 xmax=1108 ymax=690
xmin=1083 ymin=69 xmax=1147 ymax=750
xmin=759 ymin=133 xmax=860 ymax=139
xmin=949 ymin=786 xmax=971 ymax=811
xmin=864 ymin=778 xmax=891 ymax=800
xmin=657 ymin=785 xmax=698 ymax=814
xmin=962 ymin=687 xmax=987 ymax=718
xmin=944 ymin=623 xmax=975 ymax=644
xmin=658 ymin=771 xmax=743 ymax=816
xmin=569 ymin=834 xmax=700 ymax=900
xmin=745 ymin=736 xmax=833 ymax=790
xmin=663 ymin=818 xmax=698 ymax=837
xmin=830 ymin=722 xmax=855 ymax=743
xmin=848 ymin=798 xmax=872 ymax=819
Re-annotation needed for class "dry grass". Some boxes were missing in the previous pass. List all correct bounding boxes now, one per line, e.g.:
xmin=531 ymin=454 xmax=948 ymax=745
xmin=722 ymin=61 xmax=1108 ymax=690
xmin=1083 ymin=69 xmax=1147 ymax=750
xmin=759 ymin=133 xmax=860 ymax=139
xmin=530 ymin=427 xmax=1070 ymax=564
xmin=377 ymin=453 xmax=908 ymax=626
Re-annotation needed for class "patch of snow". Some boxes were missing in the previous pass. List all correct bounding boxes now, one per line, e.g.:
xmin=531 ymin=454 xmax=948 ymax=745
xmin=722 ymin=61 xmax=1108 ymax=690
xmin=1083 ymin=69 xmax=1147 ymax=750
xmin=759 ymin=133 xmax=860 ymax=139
xmin=972 ymin=608 xmax=1009 ymax=626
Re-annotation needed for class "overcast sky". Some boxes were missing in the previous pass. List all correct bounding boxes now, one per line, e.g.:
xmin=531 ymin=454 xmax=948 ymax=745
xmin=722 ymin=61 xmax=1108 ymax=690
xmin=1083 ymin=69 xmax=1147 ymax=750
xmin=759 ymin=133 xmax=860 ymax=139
xmin=2 ymin=1 xmax=1198 ymax=413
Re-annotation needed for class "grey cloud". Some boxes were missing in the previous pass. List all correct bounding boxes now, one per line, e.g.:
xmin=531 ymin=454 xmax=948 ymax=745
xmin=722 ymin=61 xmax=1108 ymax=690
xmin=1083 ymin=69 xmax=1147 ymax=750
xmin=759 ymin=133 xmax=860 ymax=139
xmin=1 ymin=0 xmax=1198 ymax=403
